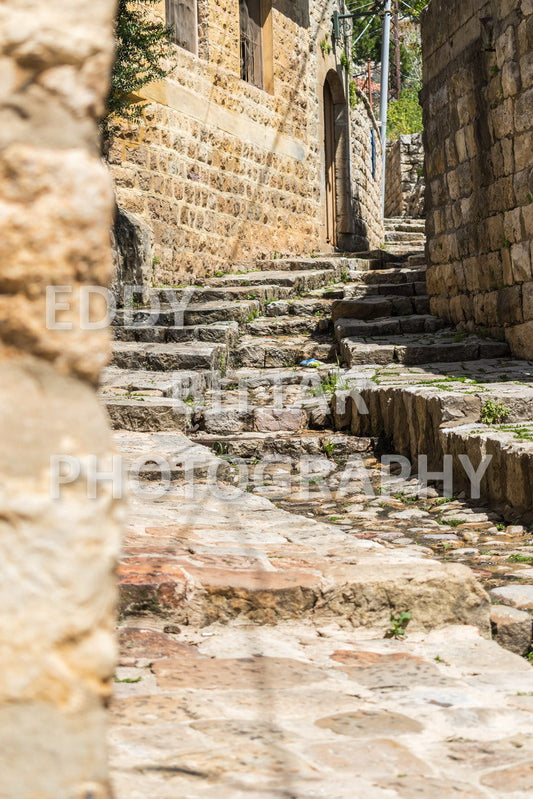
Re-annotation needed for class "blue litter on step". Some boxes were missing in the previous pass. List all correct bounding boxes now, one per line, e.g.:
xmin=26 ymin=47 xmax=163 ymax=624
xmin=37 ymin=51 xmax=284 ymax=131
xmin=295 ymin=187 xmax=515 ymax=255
xmin=300 ymin=359 xmax=325 ymax=367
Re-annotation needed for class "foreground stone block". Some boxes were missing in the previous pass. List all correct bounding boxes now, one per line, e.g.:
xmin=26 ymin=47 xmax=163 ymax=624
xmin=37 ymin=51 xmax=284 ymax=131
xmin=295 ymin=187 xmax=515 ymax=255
xmin=490 ymin=605 xmax=533 ymax=655
xmin=0 ymin=0 xmax=119 ymax=795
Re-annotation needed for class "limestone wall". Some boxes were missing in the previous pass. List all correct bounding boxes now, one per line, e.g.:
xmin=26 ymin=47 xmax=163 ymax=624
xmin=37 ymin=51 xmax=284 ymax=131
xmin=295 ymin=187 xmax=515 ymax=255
xmin=421 ymin=0 xmax=533 ymax=358
xmin=0 ymin=1 xmax=121 ymax=797
xmin=385 ymin=133 xmax=425 ymax=218
xmin=109 ymin=0 xmax=384 ymax=283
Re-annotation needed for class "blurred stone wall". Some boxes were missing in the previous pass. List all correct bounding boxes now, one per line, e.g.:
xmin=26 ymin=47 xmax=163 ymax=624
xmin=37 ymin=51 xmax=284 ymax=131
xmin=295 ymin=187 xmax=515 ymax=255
xmin=109 ymin=0 xmax=384 ymax=283
xmin=421 ymin=0 xmax=533 ymax=358
xmin=385 ymin=134 xmax=425 ymax=218
xmin=0 ymin=1 xmax=121 ymax=797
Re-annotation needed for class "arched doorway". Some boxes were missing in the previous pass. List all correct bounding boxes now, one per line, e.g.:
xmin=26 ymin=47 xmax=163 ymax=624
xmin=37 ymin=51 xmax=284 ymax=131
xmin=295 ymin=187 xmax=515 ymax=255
xmin=324 ymin=80 xmax=337 ymax=245
xmin=323 ymin=70 xmax=349 ymax=249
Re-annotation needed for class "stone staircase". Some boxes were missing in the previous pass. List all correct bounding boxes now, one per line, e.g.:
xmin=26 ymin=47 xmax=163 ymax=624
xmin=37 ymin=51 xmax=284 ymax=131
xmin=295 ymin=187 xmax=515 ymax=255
xmin=107 ymin=235 xmax=533 ymax=797
xmin=384 ymin=216 xmax=426 ymax=253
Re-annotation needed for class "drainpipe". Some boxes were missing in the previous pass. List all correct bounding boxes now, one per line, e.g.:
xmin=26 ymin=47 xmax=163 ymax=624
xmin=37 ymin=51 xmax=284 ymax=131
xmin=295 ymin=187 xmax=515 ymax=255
xmin=380 ymin=0 xmax=392 ymax=217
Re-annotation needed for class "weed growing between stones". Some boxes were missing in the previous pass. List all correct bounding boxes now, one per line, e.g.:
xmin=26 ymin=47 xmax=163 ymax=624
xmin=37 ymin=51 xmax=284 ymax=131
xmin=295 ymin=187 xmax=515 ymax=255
xmin=481 ymin=399 xmax=511 ymax=425
xmin=385 ymin=612 xmax=412 ymax=639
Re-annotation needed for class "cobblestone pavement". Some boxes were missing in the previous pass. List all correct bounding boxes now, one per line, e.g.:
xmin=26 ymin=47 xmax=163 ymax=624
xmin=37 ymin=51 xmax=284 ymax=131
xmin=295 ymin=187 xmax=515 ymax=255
xmin=106 ymin=237 xmax=533 ymax=797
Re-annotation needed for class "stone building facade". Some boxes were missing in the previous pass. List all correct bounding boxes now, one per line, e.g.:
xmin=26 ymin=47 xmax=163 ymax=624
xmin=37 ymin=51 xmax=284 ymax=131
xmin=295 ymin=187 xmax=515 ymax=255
xmin=0 ymin=0 xmax=120 ymax=796
xmin=421 ymin=0 xmax=533 ymax=358
xmin=109 ymin=0 xmax=384 ymax=284
xmin=385 ymin=133 xmax=425 ymax=218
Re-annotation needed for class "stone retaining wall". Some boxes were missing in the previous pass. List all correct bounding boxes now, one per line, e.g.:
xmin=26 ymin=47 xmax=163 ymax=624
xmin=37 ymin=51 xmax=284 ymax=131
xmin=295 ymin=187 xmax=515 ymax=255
xmin=0 ymin=1 xmax=120 ymax=796
xmin=421 ymin=0 xmax=533 ymax=358
xmin=385 ymin=133 xmax=425 ymax=218
xmin=109 ymin=0 xmax=384 ymax=284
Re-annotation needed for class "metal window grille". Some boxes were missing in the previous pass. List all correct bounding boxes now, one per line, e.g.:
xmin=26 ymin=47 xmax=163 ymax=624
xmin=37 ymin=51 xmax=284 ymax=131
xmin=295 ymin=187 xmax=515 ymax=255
xmin=240 ymin=0 xmax=263 ymax=89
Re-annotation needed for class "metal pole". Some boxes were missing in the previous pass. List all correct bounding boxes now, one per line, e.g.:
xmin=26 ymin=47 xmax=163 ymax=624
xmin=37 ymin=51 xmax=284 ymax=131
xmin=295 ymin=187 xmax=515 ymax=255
xmin=393 ymin=0 xmax=402 ymax=98
xmin=380 ymin=0 xmax=392 ymax=217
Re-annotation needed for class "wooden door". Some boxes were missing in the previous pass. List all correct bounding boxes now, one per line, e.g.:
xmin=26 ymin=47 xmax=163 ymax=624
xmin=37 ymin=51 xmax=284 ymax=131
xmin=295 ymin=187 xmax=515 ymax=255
xmin=324 ymin=81 xmax=337 ymax=246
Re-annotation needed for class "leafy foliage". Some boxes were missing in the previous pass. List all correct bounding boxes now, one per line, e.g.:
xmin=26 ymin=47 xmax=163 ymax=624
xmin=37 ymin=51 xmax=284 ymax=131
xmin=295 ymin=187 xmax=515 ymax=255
xmin=347 ymin=1 xmax=430 ymax=138
xmin=106 ymin=0 xmax=174 ymax=128
xmin=387 ymin=88 xmax=423 ymax=138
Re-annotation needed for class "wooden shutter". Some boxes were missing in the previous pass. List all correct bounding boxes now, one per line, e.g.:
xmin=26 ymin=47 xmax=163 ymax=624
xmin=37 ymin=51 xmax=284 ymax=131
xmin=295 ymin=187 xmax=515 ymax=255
xmin=240 ymin=0 xmax=263 ymax=89
xmin=166 ymin=0 xmax=198 ymax=54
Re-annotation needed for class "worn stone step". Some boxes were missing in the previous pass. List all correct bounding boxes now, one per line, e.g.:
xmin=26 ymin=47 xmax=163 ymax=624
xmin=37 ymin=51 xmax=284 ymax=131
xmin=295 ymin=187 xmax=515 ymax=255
xmin=113 ymin=430 xmax=232 ymax=482
xmin=334 ymin=314 xmax=447 ymax=341
xmin=112 ymin=342 xmax=227 ymax=372
xmin=246 ymin=315 xmax=332 ymax=336
xmin=197 ymin=404 xmax=317 ymax=435
xmin=385 ymin=230 xmax=426 ymax=243
xmin=384 ymin=244 xmax=427 ymax=256
xmin=408 ymin=253 xmax=427 ymax=266
xmin=332 ymin=294 xmax=430 ymax=322
xmin=114 ymin=300 xmax=259 ymax=327
xmin=148 ymin=284 xmax=290 ymax=304
xmin=227 ymin=366 xmax=332 ymax=387
xmin=113 ymin=322 xmax=238 ymax=345
xmin=105 ymin=397 xmax=191 ymax=432
xmin=339 ymin=331 xmax=510 ymax=367
xmin=234 ymin=335 xmax=337 ymax=368
xmin=207 ymin=268 xmax=341 ymax=292
xmin=264 ymin=298 xmax=333 ymax=317
xmin=100 ymin=366 xmax=214 ymax=397
xmin=361 ymin=266 xmax=426 ymax=285
xmin=192 ymin=285 xmax=292 ymax=303
xmin=190 ymin=430 xmax=372 ymax=458
xmin=347 ymin=281 xmax=428 ymax=298
xmin=117 ymin=482 xmax=490 ymax=630
xmin=254 ymin=256 xmax=362 ymax=272
xmin=385 ymin=218 xmax=426 ymax=232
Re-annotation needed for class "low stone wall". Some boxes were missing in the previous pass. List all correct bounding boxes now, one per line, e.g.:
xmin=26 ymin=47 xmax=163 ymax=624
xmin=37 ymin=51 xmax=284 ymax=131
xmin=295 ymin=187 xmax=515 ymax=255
xmin=333 ymin=382 xmax=533 ymax=521
xmin=385 ymin=134 xmax=425 ymax=218
xmin=421 ymin=0 xmax=533 ymax=358
xmin=109 ymin=0 xmax=384 ymax=284
xmin=0 ymin=1 xmax=120 ymax=796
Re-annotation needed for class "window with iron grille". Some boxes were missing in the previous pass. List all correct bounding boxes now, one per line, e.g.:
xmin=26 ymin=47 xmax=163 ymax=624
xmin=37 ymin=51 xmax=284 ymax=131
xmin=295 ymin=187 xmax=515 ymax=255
xmin=166 ymin=0 xmax=198 ymax=54
xmin=240 ymin=0 xmax=263 ymax=89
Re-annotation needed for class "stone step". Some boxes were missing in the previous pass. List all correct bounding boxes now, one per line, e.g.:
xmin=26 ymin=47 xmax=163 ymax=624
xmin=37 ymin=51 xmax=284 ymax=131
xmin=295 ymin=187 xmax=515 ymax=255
xmin=339 ymin=331 xmax=510 ymax=367
xmin=254 ymin=256 xmax=366 ymax=272
xmin=105 ymin=397 xmax=191 ymax=432
xmin=246 ymin=315 xmax=332 ymax=336
xmin=207 ymin=267 xmax=342 ymax=292
xmin=113 ymin=322 xmax=238 ymax=345
xmin=384 ymin=244 xmax=427 ymax=256
xmin=100 ymin=366 xmax=214 ymax=396
xmin=114 ymin=300 xmax=260 ymax=327
xmin=117 ymin=483 xmax=491 ymax=630
xmin=408 ymin=253 xmax=427 ymax=266
xmin=348 ymin=281 xmax=427 ymax=298
xmin=234 ymin=335 xmax=337 ymax=368
xmin=264 ymin=298 xmax=333 ymax=317
xmin=331 ymin=294 xmax=430 ymax=322
xmin=190 ymin=430 xmax=372 ymax=458
xmin=197 ymin=404 xmax=320 ymax=436
xmin=113 ymin=430 xmax=233 ymax=482
xmin=112 ymin=342 xmax=227 ymax=372
xmin=361 ymin=266 xmax=426 ymax=285
xmin=384 ymin=218 xmax=426 ymax=232
xmin=334 ymin=314 xmax=447 ymax=341
xmin=385 ymin=230 xmax=426 ymax=243
xmin=148 ymin=284 xmax=291 ymax=303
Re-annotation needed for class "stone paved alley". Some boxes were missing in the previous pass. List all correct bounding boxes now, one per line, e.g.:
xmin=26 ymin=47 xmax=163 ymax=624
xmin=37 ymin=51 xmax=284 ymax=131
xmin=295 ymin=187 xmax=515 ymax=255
xmin=105 ymin=226 xmax=533 ymax=797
